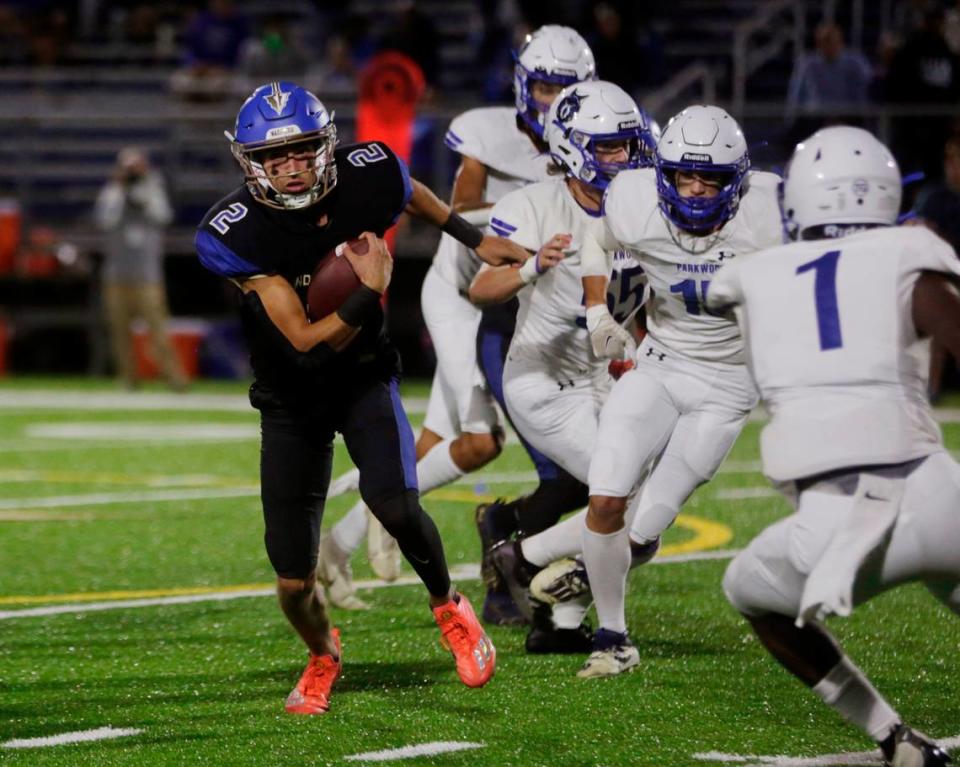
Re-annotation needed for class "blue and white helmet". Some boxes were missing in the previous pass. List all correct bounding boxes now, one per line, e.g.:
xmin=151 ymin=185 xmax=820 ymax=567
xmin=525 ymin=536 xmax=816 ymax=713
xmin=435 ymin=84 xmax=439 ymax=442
xmin=546 ymin=80 xmax=654 ymax=191
xmin=227 ymin=81 xmax=337 ymax=210
xmin=514 ymin=25 xmax=596 ymax=140
xmin=655 ymin=105 xmax=750 ymax=233
xmin=782 ymin=126 xmax=901 ymax=240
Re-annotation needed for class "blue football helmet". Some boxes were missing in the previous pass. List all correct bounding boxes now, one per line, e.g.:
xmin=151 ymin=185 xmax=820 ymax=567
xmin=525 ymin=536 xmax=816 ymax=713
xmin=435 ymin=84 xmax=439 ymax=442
xmin=654 ymin=105 xmax=749 ymax=233
xmin=513 ymin=25 xmax=596 ymax=140
xmin=227 ymin=81 xmax=337 ymax=210
xmin=546 ymin=80 xmax=654 ymax=191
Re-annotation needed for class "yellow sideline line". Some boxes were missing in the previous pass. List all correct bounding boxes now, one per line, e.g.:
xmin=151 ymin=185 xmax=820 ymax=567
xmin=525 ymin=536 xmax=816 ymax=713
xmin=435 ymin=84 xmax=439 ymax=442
xmin=0 ymin=490 xmax=733 ymax=607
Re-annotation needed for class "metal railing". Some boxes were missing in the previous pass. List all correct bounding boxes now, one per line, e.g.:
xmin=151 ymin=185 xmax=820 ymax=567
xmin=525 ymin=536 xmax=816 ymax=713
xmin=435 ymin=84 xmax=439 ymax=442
xmin=732 ymin=0 xmax=806 ymax=117
xmin=643 ymin=62 xmax=718 ymax=122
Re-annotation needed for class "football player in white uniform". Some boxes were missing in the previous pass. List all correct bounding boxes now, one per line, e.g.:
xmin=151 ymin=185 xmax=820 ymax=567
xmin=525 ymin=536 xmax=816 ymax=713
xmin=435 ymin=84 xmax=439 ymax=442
xmin=318 ymin=26 xmax=598 ymax=612
xmin=470 ymin=80 xmax=651 ymax=651
xmin=706 ymin=127 xmax=960 ymax=766
xmin=555 ymin=105 xmax=784 ymax=677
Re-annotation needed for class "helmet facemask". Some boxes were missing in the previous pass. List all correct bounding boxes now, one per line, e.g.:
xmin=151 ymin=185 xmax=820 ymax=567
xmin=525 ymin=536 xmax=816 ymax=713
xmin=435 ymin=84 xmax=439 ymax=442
xmin=229 ymin=124 xmax=338 ymax=210
xmin=655 ymin=160 xmax=748 ymax=234
xmin=562 ymin=131 xmax=650 ymax=191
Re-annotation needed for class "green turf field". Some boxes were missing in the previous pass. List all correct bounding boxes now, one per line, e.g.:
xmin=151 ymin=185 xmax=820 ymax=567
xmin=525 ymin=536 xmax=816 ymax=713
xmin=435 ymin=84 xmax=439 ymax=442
xmin=1 ymin=378 xmax=958 ymax=766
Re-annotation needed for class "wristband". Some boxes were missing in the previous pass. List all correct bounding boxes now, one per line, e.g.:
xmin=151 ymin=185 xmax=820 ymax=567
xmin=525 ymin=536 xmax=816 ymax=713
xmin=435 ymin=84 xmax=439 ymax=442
xmin=518 ymin=255 xmax=542 ymax=284
xmin=336 ymin=285 xmax=382 ymax=327
xmin=442 ymin=211 xmax=484 ymax=249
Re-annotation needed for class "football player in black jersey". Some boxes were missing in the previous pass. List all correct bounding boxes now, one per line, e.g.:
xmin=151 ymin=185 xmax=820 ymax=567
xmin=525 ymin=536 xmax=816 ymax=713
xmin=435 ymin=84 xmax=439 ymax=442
xmin=195 ymin=82 xmax=523 ymax=713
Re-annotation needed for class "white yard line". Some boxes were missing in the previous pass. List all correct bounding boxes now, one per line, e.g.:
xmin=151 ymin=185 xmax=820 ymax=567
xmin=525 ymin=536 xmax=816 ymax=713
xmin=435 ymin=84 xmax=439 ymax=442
xmin=344 ymin=742 xmax=485 ymax=762
xmin=25 ymin=423 xmax=260 ymax=441
xmin=2 ymin=726 xmax=143 ymax=749
xmin=0 ymin=486 xmax=260 ymax=510
xmin=693 ymin=736 xmax=960 ymax=766
xmin=1 ymin=390 xmax=960 ymax=423
xmin=0 ymin=390 xmax=430 ymax=415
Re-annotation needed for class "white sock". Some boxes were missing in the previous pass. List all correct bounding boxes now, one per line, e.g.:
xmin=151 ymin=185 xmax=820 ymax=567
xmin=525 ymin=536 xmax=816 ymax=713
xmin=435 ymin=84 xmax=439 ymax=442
xmin=416 ymin=438 xmax=465 ymax=495
xmin=581 ymin=523 xmax=631 ymax=635
xmin=812 ymin=656 xmax=901 ymax=741
xmin=331 ymin=499 xmax=368 ymax=554
xmin=552 ymin=594 xmax=591 ymax=630
xmin=520 ymin=509 xmax=587 ymax=567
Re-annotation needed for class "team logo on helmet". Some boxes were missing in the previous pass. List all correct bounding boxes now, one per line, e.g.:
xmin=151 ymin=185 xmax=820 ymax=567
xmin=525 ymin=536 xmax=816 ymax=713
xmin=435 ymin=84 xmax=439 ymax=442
xmin=852 ymin=178 xmax=869 ymax=197
xmin=556 ymin=90 xmax=584 ymax=124
xmin=264 ymin=82 xmax=291 ymax=116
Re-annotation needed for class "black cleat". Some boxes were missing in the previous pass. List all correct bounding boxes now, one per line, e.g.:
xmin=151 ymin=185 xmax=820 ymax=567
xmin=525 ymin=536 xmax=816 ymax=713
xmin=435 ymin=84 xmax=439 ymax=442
xmin=490 ymin=539 xmax=541 ymax=621
xmin=525 ymin=621 xmax=594 ymax=654
xmin=887 ymin=726 xmax=952 ymax=767
xmin=475 ymin=499 xmax=512 ymax=591
xmin=481 ymin=589 xmax=529 ymax=627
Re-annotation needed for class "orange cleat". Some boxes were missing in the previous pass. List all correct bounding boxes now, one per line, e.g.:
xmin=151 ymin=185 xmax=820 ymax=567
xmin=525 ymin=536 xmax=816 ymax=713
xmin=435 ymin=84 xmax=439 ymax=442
xmin=432 ymin=594 xmax=496 ymax=688
xmin=285 ymin=628 xmax=342 ymax=715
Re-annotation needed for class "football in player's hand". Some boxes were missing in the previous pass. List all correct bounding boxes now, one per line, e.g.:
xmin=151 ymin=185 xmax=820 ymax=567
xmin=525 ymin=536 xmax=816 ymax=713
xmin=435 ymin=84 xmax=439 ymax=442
xmin=306 ymin=238 xmax=368 ymax=321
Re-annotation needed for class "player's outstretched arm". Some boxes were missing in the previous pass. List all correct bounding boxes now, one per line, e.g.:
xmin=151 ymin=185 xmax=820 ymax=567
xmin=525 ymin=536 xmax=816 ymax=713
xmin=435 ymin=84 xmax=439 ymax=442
xmin=580 ymin=232 xmax=635 ymax=360
xmin=405 ymin=178 xmax=527 ymax=265
xmin=468 ymin=233 xmax=570 ymax=305
xmin=241 ymin=275 xmax=360 ymax=353
xmin=913 ymin=271 xmax=960 ymax=360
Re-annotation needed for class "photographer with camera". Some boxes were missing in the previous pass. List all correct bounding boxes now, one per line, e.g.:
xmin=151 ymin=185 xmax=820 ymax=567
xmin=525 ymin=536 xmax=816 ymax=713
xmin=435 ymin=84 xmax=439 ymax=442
xmin=94 ymin=147 xmax=186 ymax=391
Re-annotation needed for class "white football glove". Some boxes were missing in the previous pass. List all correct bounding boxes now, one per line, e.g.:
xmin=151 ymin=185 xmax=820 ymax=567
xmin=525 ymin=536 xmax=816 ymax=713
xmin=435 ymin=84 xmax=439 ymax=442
xmin=585 ymin=305 xmax=636 ymax=361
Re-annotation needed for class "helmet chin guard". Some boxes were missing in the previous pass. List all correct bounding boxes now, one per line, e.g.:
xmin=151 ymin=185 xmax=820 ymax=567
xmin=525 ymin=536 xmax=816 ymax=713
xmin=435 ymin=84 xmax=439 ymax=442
xmin=228 ymin=81 xmax=338 ymax=210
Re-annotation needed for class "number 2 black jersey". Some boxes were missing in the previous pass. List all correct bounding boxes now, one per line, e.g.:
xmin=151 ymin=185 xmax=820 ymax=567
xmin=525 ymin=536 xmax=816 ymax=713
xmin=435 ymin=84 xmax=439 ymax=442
xmin=195 ymin=141 xmax=413 ymax=410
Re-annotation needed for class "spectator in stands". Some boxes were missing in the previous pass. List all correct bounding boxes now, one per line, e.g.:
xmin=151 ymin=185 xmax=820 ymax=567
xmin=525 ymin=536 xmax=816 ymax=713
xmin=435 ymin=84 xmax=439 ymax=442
xmin=588 ymin=3 xmax=637 ymax=93
xmin=238 ymin=14 xmax=309 ymax=88
xmin=305 ymin=35 xmax=359 ymax=100
xmin=786 ymin=21 xmax=872 ymax=117
xmin=885 ymin=5 xmax=960 ymax=180
xmin=170 ymin=0 xmax=249 ymax=100
xmin=911 ymin=134 xmax=960 ymax=399
xmin=913 ymin=133 xmax=960 ymax=249
xmin=94 ymin=148 xmax=186 ymax=392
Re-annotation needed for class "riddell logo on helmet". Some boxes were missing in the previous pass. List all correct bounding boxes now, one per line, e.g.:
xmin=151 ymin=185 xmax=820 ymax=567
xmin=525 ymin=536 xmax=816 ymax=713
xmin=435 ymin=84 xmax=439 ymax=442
xmin=266 ymin=125 xmax=302 ymax=140
xmin=681 ymin=152 xmax=712 ymax=163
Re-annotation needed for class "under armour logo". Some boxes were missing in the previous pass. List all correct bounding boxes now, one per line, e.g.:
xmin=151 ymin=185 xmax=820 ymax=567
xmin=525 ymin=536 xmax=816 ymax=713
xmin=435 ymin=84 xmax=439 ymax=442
xmin=716 ymin=251 xmax=736 ymax=261
xmin=646 ymin=348 xmax=666 ymax=361
xmin=557 ymin=379 xmax=575 ymax=391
